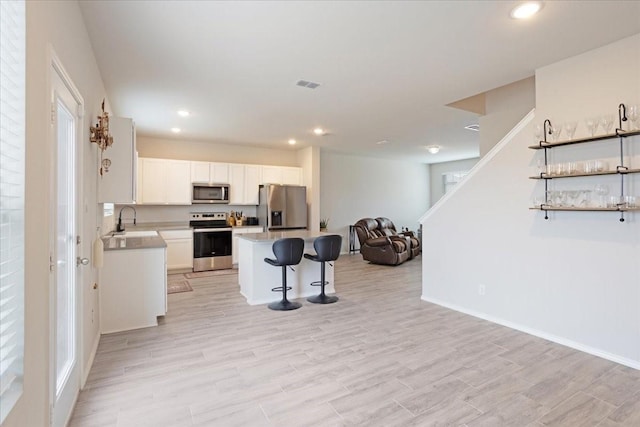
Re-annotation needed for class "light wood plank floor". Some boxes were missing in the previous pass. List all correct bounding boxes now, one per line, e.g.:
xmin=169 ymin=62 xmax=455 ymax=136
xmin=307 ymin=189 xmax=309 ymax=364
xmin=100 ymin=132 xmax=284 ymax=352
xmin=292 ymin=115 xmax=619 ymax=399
xmin=71 ymin=254 xmax=640 ymax=426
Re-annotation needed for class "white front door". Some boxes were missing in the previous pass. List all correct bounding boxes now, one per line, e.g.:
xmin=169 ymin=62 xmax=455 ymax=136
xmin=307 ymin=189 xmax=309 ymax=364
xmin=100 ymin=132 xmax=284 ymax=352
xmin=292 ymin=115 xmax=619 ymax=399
xmin=50 ymin=62 xmax=83 ymax=427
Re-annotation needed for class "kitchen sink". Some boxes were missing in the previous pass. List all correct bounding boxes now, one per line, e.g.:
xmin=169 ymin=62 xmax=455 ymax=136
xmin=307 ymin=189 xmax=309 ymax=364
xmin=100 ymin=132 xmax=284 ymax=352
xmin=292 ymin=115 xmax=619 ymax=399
xmin=117 ymin=230 xmax=158 ymax=238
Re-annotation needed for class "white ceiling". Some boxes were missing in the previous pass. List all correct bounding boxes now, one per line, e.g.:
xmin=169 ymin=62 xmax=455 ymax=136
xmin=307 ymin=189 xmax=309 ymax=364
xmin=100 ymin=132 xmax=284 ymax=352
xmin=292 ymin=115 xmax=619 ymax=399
xmin=79 ymin=1 xmax=640 ymax=164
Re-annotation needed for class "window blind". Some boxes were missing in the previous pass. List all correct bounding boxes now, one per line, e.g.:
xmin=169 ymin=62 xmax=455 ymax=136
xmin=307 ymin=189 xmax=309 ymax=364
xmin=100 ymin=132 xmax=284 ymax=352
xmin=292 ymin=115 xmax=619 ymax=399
xmin=0 ymin=0 xmax=26 ymax=422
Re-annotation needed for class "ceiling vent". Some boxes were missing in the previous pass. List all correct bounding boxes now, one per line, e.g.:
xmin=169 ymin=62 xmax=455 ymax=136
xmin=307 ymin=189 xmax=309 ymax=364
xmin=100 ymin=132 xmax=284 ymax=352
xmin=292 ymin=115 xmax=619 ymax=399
xmin=464 ymin=124 xmax=480 ymax=132
xmin=296 ymin=80 xmax=320 ymax=89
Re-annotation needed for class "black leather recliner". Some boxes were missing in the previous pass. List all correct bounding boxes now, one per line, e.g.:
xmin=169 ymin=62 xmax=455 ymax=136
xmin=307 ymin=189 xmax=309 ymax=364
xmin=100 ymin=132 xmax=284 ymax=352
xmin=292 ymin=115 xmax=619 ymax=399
xmin=353 ymin=218 xmax=410 ymax=266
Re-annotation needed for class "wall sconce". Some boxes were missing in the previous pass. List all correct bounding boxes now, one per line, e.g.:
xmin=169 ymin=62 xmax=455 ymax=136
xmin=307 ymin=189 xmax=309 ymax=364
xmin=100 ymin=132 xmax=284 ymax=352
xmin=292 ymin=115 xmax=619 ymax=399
xmin=90 ymin=99 xmax=114 ymax=175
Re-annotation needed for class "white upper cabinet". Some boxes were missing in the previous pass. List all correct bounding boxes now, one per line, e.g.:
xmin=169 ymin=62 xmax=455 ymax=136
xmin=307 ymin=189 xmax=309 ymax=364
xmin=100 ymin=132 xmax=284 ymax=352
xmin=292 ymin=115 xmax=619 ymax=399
xmin=139 ymin=158 xmax=300 ymax=205
xmin=190 ymin=161 xmax=210 ymax=183
xmin=165 ymin=160 xmax=192 ymax=204
xmin=261 ymin=166 xmax=282 ymax=184
xmin=228 ymin=164 xmax=262 ymax=205
xmin=98 ymin=117 xmax=137 ymax=203
xmin=210 ymin=162 xmax=229 ymax=183
xmin=260 ymin=165 xmax=302 ymax=185
xmin=190 ymin=161 xmax=229 ymax=184
xmin=138 ymin=158 xmax=191 ymax=205
xmin=282 ymin=167 xmax=303 ymax=185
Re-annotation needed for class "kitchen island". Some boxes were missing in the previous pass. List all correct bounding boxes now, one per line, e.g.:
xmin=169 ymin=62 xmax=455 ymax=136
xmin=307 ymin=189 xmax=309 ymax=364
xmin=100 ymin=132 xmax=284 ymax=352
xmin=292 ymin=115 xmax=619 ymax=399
xmin=237 ymin=231 xmax=336 ymax=305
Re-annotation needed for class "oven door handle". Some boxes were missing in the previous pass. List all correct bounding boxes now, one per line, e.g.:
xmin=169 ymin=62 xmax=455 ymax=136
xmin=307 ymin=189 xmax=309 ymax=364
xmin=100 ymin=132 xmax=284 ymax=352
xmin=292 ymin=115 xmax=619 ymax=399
xmin=193 ymin=228 xmax=232 ymax=233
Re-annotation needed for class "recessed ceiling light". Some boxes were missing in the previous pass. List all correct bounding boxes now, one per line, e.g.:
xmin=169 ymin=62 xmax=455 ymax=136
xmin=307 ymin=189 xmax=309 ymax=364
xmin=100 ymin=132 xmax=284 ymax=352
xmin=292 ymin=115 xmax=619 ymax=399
xmin=313 ymin=128 xmax=325 ymax=135
xmin=510 ymin=1 xmax=543 ymax=19
xmin=425 ymin=145 xmax=441 ymax=154
xmin=177 ymin=110 xmax=190 ymax=117
xmin=171 ymin=127 xmax=181 ymax=133
xmin=376 ymin=140 xmax=390 ymax=145
xmin=288 ymin=139 xmax=297 ymax=145
xmin=464 ymin=124 xmax=480 ymax=132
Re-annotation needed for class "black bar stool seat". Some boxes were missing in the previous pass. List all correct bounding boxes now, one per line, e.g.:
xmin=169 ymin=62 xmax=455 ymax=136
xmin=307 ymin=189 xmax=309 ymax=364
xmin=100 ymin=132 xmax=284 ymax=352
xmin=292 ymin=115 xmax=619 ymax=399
xmin=264 ymin=237 xmax=305 ymax=311
xmin=304 ymin=234 xmax=342 ymax=304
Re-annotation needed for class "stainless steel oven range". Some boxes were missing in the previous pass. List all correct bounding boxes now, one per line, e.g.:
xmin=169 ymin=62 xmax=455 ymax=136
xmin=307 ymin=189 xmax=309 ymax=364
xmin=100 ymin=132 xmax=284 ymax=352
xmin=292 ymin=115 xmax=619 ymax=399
xmin=190 ymin=212 xmax=232 ymax=271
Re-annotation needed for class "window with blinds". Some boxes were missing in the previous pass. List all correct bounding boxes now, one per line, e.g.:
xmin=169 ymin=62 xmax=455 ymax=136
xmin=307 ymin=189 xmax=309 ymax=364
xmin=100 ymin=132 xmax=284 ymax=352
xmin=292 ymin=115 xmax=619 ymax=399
xmin=0 ymin=0 xmax=26 ymax=422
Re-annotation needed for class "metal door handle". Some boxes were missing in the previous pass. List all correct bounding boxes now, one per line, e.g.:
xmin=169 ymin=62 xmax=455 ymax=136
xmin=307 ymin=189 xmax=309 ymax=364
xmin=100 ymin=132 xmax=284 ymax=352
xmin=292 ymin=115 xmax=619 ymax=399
xmin=77 ymin=257 xmax=89 ymax=266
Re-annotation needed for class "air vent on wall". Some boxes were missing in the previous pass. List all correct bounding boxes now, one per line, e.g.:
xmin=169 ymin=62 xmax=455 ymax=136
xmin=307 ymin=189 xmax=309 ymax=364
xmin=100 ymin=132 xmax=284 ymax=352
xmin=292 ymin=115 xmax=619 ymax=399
xmin=296 ymin=80 xmax=321 ymax=89
xmin=464 ymin=124 xmax=480 ymax=132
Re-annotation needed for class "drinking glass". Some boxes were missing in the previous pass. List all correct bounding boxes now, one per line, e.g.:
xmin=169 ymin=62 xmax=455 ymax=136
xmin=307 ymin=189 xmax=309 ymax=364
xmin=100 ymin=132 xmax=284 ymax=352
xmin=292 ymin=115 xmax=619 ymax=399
xmin=533 ymin=123 xmax=543 ymax=142
xmin=600 ymin=114 xmax=614 ymax=134
xmin=607 ymin=196 xmax=621 ymax=208
xmin=628 ymin=105 xmax=639 ymax=130
xmin=594 ymin=184 xmax=609 ymax=208
xmin=551 ymin=122 xmax=563 ymax=142
xmin=563 ymin=121 xmax=578 ymax=140
xmin=579 ymin=190 xmax=592 ymax=207
xmin=585 ymin=118 xmax=597 ymax=137
xmin=621 ymin=195 xmax=636 ymax=208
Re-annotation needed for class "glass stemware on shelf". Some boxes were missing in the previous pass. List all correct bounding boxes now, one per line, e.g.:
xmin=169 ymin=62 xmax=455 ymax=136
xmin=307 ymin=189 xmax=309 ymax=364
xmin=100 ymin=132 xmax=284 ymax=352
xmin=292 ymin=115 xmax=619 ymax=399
xmin=585 ymin=117 xmax=598 ymax=137
xmin=550 ymin=122 xmax=563 ymax=142
xmin=594 ymin=184 xmax=609 ymax=208
xmin=563 ymin=121 xmax=578 ymax=140
xmin=533 ymin=123 xmax=543 ymax=143
xmin=628 ymin=105 xmax=639 ymax=130
xmin=600 ymin=114 xmax=615 ymax=134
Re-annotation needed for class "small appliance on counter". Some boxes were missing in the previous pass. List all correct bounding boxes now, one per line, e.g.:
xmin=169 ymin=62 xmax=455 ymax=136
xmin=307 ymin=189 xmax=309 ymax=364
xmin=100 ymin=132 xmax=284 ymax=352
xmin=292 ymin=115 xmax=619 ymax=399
xmin=190 ymin=212 xmax=232 ymax=271
xmin=257 ymin=184 xmax=307 ymax=230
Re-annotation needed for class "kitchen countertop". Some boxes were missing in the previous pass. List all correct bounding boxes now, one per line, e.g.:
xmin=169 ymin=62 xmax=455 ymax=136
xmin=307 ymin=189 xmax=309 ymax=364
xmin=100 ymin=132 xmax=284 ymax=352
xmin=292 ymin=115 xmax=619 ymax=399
xmin=237 ymin=230 xmax=329 ymax=243
xmin=102 ymin=235 xmax=167 ymax=251
xmin=118 ymin=222 xmax=191 ymax=232
xmin=116 ymin=222 xmax=261 ymax=232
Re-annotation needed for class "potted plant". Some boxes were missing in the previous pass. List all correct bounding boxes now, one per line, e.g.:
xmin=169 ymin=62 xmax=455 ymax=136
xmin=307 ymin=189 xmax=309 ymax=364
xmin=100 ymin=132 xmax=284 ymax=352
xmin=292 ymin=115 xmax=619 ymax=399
xmin=319 ymin=218 xmax=329 ymax=232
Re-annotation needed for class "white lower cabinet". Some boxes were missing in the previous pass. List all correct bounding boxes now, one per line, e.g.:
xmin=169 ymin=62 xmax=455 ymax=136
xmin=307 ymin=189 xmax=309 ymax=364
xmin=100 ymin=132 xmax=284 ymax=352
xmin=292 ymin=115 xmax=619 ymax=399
xmin=100 ymin=247 xmax=167 ymax=334
xmin=159 ymin=229 xmax=193 ymax=271
xmin=232 ymin=226 xmax=263 ymax=264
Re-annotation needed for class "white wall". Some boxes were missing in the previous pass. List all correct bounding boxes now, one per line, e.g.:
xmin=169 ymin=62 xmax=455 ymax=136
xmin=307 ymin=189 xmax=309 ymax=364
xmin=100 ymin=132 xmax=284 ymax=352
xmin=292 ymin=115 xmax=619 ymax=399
xmin=421 ymin=34 xmax=640 ymax=367
xmin=297 ymin=146 xmax=321 ymax=232
xmin=4 ymin=2 xmax=108 ymax=426
xmin=137 ymin=135 xmax=300 ymax=166
xmin=321 ymin=151 xmax=430 ymax=250
xmin=429 ymin=157 xmax=479 ymax=206
xmin=479 ymin=76 xmax=535 ymax=157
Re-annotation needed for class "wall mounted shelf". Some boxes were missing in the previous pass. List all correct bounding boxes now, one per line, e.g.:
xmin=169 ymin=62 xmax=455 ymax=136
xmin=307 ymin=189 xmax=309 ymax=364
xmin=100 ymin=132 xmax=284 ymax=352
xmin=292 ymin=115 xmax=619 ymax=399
xmin=529 ymin=206 xmax=640 ymax=212
xmin=529 ymin=103 xmax=638 ymax=222
xmin=529 ymin=168 xmax=640 ymax=180
xmin=528 ymin=129 xmax=640 ymax=150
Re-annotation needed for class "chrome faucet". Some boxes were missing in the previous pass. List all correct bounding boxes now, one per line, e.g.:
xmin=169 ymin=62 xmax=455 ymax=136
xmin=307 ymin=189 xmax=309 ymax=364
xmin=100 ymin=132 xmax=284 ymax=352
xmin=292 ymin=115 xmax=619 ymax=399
xmin=117 ymin=206 xmax=137 ymax=232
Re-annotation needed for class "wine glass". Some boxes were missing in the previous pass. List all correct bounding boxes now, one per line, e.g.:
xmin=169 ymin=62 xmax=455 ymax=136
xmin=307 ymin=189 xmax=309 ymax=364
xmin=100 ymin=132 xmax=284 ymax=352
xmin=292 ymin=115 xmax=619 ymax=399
xmin=533 ymin=123 xmax=543 ymax=142
xmin=551 ymin=122 xmax=563 ymax=142
xmin=600 ymin=114 xmax=614 ymax=135
xmin=628 ymin=105 xmax=639 ymax=130
xmin=594 ymin=184 xmax=609 ymax=208
xmin=563 ymin=121 xmax=578 ymax=140
xmin=585 ymin=118 xmax=597 ymax=137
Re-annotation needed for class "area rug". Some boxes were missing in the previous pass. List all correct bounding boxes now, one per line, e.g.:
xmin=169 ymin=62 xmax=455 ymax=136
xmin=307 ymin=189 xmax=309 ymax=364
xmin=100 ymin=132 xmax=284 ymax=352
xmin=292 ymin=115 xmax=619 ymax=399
xmin=167 ymin=280 xmax=193 ymax=294
xmin=184 ymin=269 xmax=237 ymax=279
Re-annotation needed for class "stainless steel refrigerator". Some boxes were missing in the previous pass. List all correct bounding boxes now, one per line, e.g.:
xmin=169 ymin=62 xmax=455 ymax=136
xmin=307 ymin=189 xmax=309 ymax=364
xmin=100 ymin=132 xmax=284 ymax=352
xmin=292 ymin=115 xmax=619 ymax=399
xmin=257 ymin=184 xmax=308 ymax=230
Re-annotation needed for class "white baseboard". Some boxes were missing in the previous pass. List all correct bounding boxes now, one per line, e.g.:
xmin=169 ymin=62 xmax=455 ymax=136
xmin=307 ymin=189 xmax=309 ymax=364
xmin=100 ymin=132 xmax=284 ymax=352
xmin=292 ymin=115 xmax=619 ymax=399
xmin=82 ymin=332 xmax=100 ymax=388
xmin=421 ymin=295 xmax=640 ymax=370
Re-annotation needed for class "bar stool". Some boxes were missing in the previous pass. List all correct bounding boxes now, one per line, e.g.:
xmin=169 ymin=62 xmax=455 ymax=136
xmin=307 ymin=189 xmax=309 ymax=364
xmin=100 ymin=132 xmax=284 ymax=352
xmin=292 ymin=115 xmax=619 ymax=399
xmin=264 ymin=237 xmax=305 ymax=311
xmin=304 ymin=234 xmax=342 ymax=304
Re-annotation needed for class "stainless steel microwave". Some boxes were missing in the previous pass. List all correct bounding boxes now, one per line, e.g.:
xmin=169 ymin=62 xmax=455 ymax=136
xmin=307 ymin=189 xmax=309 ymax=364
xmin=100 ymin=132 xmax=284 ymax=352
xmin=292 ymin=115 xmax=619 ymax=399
xmin=192 ymin=183 xmax=230 ymax=204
